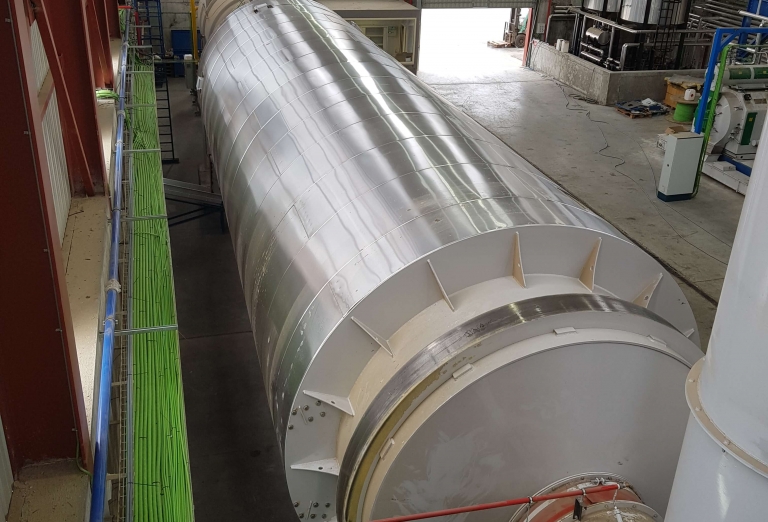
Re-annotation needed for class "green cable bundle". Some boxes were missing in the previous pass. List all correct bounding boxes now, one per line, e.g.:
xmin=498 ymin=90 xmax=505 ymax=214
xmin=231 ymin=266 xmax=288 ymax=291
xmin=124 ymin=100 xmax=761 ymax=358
xmin=130 ymin=59 xmax=194 ymax=522
xmin=96 ymin=89 xmax=119 ymax=100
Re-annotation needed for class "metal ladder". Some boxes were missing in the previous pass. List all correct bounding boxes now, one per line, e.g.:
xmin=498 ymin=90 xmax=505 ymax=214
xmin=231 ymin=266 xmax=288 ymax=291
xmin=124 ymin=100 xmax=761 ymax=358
xmin=135 ymin=0 xmax=179 ymax=164
xmin=651 ymin=0 xmax=684 ymax=69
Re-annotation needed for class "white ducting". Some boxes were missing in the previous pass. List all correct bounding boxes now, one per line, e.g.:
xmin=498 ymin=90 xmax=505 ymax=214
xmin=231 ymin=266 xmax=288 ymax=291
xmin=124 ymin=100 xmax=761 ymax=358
xmin=666 ymin=115 xmax=768 ymax=521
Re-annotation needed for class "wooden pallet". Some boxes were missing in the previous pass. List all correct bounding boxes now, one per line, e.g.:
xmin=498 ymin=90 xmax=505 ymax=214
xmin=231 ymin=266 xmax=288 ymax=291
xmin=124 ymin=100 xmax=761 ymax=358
xmin=487 ymin=40 xmax=512 ymax=48
xmin=616 ymin=107 xmax=652 ymax=119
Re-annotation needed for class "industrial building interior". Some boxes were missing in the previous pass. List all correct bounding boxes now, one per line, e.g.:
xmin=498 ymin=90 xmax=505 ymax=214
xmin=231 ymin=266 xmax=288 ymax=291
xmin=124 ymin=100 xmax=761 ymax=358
xmin=3 ymin=0 xmax=768 ymax=521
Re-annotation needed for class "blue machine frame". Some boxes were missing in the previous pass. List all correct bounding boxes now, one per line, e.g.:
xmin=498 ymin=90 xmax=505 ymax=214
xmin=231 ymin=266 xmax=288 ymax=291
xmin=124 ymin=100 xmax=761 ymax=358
xmin=694 ymin=26 xmax=768 ymax=134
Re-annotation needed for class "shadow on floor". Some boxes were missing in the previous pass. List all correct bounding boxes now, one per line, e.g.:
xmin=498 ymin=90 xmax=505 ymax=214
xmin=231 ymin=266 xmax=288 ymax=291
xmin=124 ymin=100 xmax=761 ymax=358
xmin=165 ymin=78 xmax=295 ymax=521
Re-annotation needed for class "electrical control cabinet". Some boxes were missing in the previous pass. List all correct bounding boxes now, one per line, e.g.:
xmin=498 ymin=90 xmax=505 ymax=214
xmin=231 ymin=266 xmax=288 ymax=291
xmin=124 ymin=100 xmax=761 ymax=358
xmin=658 ymin=132 xmax=705 ymax=201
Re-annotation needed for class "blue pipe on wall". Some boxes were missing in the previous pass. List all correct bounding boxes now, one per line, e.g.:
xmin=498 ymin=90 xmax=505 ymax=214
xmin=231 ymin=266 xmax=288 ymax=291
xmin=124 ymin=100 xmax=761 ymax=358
xmin=89 ymin=6 xmax=131 ymax=522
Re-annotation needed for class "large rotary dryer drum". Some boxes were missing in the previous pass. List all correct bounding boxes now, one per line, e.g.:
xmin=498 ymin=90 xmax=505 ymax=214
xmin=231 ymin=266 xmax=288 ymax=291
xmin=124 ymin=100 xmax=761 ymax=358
xmin=196 ymin=1 xmax=703 ymax=520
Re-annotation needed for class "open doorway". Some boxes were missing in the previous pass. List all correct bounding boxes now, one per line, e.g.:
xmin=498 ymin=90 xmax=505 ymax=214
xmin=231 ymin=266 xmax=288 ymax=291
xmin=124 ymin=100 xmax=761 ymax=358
xmin=418 ymin=8 xmax=528 ymax=83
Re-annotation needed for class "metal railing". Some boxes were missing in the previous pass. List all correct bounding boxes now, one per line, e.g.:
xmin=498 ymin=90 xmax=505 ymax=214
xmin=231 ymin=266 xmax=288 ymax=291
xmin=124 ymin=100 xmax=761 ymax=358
xmin=568 ymin=7 xmax=717 ymax=70
xmin=90 ymin=6 xmax=131 ymax=522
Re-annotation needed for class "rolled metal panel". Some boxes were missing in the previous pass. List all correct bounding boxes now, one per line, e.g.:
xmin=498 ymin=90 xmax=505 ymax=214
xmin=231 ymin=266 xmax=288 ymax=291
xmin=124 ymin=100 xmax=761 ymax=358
xmin=199 ymin=1 xmax=701 ymax=520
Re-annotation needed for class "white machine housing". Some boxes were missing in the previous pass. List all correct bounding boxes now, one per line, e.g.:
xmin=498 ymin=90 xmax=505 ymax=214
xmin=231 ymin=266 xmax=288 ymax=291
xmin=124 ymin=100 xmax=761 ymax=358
xmin=701 ymin=66 xmax=768 ymax=194
xmin=709 ymin=86 xmax=768 ymax=157
xmin=666 ymin=99 xmax=768 ymax=522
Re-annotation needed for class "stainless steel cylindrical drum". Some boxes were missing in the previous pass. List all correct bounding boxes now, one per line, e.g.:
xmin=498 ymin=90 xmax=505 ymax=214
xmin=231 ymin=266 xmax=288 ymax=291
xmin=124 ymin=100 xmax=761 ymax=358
xmin=583 ymin=0 xmax=621 ymax=13
xmin=620 ymin=0 xmax=690 ymax=25
xmin=197 ymin=1 xmax=702 ymax=521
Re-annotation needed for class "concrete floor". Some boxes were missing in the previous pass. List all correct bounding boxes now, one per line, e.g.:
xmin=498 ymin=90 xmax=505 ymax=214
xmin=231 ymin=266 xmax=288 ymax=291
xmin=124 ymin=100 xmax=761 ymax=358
xmin=62 ymin=196 xmax=109 ymax=433
xmin=166 ymin=11 xmax=740 ymax=518
xmin=418 ymin=8 xmax=732 ymax=348
xmin=65 ymin=62 xmax=116 ymax=435
xmin=164 ymin=78 xmax=295 ymax=522
xmin=6 ymin=461 xmax=89 ymax=522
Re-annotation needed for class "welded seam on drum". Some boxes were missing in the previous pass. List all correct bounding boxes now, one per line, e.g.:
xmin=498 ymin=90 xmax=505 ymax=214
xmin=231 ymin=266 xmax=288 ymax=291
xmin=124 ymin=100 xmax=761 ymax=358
xmin=210 ymin=57 xmax=420 ymax=189
xmin=210 ymin=27 xmax=386 ymax=123
xmin=203 ymin=20 xmax=277 ymax=116
xmin=208 ymin=17 xmax=372 ymax=97
xmin=207 ymin=6 xmax=377 ymax=88
xmin=222 ymin=101 xmax=481 ymax=206
xmin=231 ymin=133 xmax=575 ymax=237
xmin=212 ymin=48 xmax=520 ymax=198
xmin=255 ymin=176 xmax=603 ymax=329
xmin=203 ymin=7 xmax=424 ymax=158
xmin=216 ymin=69 xmax=431 ymax=193
xmin=217 ymin=64 xmax=619 ymax=407
xmin=205 ymin=19 xmax=431 ymax=194
xmin=209 ymin=50 xmax=413 ymax=140
xmin=200 ymin=0 xmax=246 ymax=44
xmin=203 ymin=21 xmax=258 ymax=98
xmin=225 ymin=109 xmax=528 ymax=210
xmin=217 ymin=62 xmax=433 ymax=197
xmin=233 ymin=153 xmax=592 ymax=309
xmin=220 ymin=19 xmax=378 ymax=75
xmin=261 ymin=199 xmax=617 ymax=387
xmin=202 ymin=10 xmax=348 ymax=116
xmin=201 ymin=21 xmax=261 ymax=119
xmin=212 ymin=30 xmax=422 ymax=145
xmin=204 ymin=0 xmax=383 ymax=63
xmin=235 ymin=101 xmax=610 ymax=326
xmin=243 ymin=144 xmax=599 ymax=316
xmin=233 ymin=124 xmax=580 ymax=266
xmin=203 ymin=1 xmax=265 ymax=45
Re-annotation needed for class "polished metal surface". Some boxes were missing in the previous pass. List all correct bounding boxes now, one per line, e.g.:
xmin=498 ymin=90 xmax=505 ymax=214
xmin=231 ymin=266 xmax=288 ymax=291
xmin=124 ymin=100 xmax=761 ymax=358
xmin=586 ymin=26 xmax=612 ymax=45
xmin=620 ymin=0 xmax=689 ymax=25
xmin=508 ymin=473 xmax=632 ymax=522
xmin=363 ymin=338 xmax=693 ymax=521
xmin=583 ymin=0 xmax=621 ymax=14
xmin=507 ymin=474 xmax=658 ymax=522
xmin=339 ymin=293 xmax=699 ymax=521
xmin=337 ymin=294 xmax=685 ymax=514
xmin=199 ymin=0 xmax=632 ymax=432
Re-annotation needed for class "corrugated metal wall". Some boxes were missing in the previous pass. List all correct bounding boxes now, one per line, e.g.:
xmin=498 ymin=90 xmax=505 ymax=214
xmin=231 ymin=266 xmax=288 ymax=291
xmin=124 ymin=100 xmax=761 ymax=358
xmin=0 ymin=418 xmax=12 ymax=519
xmin=30 ymin=19 xmax=70 ymax=244
xmin=42 ymin=91 xmax=71 ymax=243
xmin=29 ymin=20 xmax=48 ymax=90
